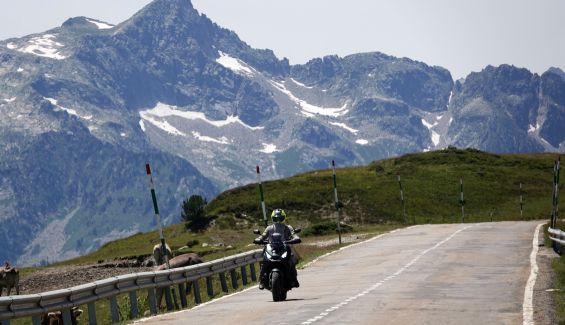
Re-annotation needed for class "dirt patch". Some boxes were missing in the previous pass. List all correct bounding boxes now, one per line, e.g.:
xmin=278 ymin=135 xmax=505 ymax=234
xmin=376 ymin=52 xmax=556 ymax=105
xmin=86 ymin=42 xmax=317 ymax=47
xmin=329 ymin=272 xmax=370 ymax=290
xmin=304 ymin=233 xmax=372 ymax=248
xmin=19 ymin=261 xmax=154 ymax=295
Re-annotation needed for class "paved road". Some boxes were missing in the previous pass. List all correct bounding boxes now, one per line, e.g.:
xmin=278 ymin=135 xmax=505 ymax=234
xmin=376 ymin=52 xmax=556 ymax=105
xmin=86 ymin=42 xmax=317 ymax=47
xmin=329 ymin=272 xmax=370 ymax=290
xmin=137 ymin=221 xmax=541 ymax=325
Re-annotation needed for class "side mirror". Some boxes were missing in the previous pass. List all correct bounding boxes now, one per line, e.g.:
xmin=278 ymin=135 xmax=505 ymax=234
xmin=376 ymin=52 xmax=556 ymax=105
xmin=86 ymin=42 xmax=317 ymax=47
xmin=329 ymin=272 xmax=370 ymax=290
xmin=294 ymin=228 xmax=301 ymax=234
xmin=253 ymin=229 xmax=261 ymax=235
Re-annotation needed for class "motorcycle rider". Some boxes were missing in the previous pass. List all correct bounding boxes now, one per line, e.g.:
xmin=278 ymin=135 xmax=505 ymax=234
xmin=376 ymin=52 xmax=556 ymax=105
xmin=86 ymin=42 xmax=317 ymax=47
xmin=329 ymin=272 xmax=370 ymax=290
xmin=254 ymin=209 xmax=301 ymax=290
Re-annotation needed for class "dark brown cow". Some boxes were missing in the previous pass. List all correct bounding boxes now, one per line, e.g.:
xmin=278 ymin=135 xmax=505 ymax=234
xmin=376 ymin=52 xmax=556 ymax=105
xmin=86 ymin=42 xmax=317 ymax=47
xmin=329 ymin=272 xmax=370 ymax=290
xmin=0 ymin=263 xmax=20 ymax=296
xmin=155 ymin=253 xmax=203 ymax=308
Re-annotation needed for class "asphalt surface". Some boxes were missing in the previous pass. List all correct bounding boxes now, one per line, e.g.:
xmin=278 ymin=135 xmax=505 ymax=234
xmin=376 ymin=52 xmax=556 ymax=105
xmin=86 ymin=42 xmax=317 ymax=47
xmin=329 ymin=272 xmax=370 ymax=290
xmin=136 ymin=221 xmax=542 ymax=325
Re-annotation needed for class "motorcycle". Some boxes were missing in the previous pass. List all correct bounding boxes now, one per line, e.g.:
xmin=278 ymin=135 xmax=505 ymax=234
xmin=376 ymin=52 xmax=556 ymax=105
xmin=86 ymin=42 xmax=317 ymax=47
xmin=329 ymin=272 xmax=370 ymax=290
xmin=253 ymin=228 xmax=301 ymax=301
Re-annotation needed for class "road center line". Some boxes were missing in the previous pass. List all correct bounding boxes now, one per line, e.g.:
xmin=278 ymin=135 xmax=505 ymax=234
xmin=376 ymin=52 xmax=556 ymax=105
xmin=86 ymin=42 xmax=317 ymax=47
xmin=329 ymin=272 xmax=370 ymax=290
xmin=300 ymin=225 xmax=473 ymax=325
xmin=523 ymin=223 xmax=544 ymax=325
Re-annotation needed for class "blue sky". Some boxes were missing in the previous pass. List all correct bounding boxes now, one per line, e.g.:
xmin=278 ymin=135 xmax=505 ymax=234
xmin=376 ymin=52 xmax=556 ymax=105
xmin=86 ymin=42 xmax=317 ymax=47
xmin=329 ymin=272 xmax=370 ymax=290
xmin=0 ymin=0 xmax=563 ymax=79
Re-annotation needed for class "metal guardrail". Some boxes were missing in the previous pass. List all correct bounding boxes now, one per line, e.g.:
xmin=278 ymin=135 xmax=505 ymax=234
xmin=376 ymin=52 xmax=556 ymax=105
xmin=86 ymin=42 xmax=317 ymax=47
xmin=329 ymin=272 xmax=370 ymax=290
xmin=549 ymin=227 xmax=565 ymax=246
xmin=0 ymin=249 xmax=262 ymax=324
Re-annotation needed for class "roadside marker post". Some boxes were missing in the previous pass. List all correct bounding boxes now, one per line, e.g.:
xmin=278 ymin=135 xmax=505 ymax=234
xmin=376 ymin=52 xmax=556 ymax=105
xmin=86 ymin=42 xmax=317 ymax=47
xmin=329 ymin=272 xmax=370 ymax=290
xmin=552 ymin=157 xmax=561 ymax=229
xmin=551 ymin=159 xmax=559 ymax=229
xmin=256 ymin=166 xmax=268 ymax=227
xmin=557 ymin=157 xmax=561 ymax=224
xmin=460 ymin=177 xmax=465 ymax=223
xmin=397 ymin=175 xmax=408 ymax=224
xmin=145 ymin=163 xmax=171 ymax=270
xmin=332 ymin=160 xmax=342 ymax=245
xmin=520 ymin=182 xmax=524 ymax=220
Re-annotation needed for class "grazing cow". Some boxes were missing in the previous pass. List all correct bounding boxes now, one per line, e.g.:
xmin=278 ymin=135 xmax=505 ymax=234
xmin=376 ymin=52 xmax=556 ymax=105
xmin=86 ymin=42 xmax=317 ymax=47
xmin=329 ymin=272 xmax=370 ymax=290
xmin=0 ymin=263 xmax=19 ymax=296
xmin=40 ymin=307 xmax=83 ymax=325
xmin=152 ymin=243 xmax=172 ymax=266
xmin=155 ymin=253 xmax=203 ymax=308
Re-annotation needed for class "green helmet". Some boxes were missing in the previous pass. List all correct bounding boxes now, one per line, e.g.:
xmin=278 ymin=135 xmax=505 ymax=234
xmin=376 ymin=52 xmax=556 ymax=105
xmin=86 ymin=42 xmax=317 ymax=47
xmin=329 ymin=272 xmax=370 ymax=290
xmin=271 ymin=209 xmax=286 ymax=223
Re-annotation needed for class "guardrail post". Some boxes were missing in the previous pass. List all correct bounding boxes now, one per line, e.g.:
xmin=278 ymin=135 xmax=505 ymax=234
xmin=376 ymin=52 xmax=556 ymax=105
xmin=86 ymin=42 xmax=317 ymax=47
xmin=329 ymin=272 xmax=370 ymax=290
xmin=230 ymin=269 xmax=238 ymax=290
xmin=147 ymin=288 xmax=157 ymax=315
xmin=163 ymin=287 xmax=173 ymax=311
xmin=171 ymin=287 xmax=179 ymax=310
xmin=206 ymin=276 xmax=214 ymax=298
xmin=193 ymin=279 xmax=202 ymax=305
xmin=88 ymin=301 xmax=98 ymax=325
xmin=219 ymin=272 xmax=228 ymax=293
xmin=178 ymin=283 xmax=188 ymax=308
xmin=129 ymin=290 xmax=138 ymax=319
xmin=110 ymin=296 xmax=120 ymax=323
xmin=250 ymin=263 xmax=257 ymax=282
xmin=556 ymin=229 xmax=563 ymax=255
xmin=62 ymin=308 xmax=73 ymax=325
xmin=32 ymin=315 xmax=41 ymax=325
xmin=241 ymin=266 xmax=248 ymax=286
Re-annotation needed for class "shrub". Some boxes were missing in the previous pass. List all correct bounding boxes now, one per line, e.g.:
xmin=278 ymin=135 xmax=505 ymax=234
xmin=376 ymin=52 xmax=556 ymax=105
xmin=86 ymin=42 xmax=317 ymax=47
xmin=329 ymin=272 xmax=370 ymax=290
xmin=302 ymin=221 xmax=353 ymax=236
xmin=186 ymin=239 xmax=199 ymax=248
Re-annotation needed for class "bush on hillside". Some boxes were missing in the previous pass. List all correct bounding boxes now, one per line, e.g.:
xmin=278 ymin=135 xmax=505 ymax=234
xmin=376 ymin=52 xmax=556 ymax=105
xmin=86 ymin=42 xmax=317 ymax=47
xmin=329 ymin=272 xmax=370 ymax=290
xmin=302 ymin=221 xmax=353 ymax=236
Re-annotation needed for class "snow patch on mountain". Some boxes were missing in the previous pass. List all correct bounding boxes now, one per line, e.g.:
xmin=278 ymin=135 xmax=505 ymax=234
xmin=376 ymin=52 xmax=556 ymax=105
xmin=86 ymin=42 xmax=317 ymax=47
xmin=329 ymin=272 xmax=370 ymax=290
xmin=17 ymin=67 xmax=24 ymax=72
xmin=290 ymin=78 xmax=313 ymax=89
xmin=446 ymin=90 xmax=453 ymax=109
xmin=141 ymin=114 xmax=185 ymax=136
xmin=329 ymin=122 xmax=358 ymax=134
xmin=259 ymin=143 xmax=279 ymax=153
xmin=421 ymin=118 xmax=438 ymax=129
xmin=139 ymin=120 xmax=146 ymax=132
xmin=140 ymin=103 xmax=264 ymax=130
xmin=269 ymin=81 xmax=348 ymax=117
xmin=192 ymin=131 xmax=230 ymax=144
xmin=528 ymin=124 xmax=540 ymax=133
xmin=431 ymin=131 xmax=440 ymax=146
xmin=3 ymin=97 xmax=16 ymax=103
xmin=355 ymin=139 xmax=369 ymax=145
xmin=45 ymin=98 xmax=89 ymax=119
xmin=422 ymin=117 xmax=442 ymax=147
xmin=45 ymin=97 xmax=92 ymax=120
xmin=7 ymin=34 xmax=66 ymax=60
xmin=216 ymin=51 xmax=255 ymax=77
xmin=86 ymin=18 xmax=114 ymax=30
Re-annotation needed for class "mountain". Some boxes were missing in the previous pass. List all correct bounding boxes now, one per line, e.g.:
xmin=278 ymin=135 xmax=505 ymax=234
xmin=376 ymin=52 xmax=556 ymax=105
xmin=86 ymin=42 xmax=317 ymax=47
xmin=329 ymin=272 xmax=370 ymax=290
xmin=446 ymin=65 xmax=565 ymax=152
xmin=0 ymin=0 xmax=563 ymax=265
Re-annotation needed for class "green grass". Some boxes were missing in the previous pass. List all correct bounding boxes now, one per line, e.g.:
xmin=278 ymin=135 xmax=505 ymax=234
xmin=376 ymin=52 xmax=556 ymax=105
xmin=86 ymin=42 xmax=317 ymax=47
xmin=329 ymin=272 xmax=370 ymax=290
xmin=553 ymin=255 xmax=565 ymax=324
xmin=207 ymin=148 xmax=559 ymax=225
xmin=549 ymin=221 xmax=565 ymax=324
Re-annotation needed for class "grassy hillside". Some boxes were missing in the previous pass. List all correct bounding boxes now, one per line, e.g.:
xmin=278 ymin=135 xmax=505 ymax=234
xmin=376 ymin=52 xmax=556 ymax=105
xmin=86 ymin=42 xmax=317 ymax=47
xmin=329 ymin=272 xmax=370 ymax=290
xmin=52 ymin=148 xmax=559 ymax=266
xmin=207 ymin=148 xmax=559 ymax=226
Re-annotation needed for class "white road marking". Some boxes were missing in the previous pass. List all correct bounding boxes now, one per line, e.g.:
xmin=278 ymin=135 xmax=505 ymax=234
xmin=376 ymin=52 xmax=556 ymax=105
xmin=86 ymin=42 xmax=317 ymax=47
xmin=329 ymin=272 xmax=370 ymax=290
xmin=134 ymin=285 xmax=258 ymax=323
xmin=300 ymin=225 xmax=473 ymax=325
xmin=523 ymin=223 xmax=544 ymax=325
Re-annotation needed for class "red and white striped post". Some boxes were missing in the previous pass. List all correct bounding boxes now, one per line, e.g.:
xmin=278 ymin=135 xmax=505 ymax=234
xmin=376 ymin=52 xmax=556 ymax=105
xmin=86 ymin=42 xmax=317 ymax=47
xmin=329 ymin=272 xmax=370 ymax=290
xmin=146 ymin=163 xmax=170 ymax=269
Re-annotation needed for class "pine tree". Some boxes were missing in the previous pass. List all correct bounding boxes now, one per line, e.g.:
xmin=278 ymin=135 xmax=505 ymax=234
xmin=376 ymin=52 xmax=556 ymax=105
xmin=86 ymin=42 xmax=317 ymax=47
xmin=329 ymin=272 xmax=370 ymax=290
xmin=181 ymin=195 xmax=209 ymax=232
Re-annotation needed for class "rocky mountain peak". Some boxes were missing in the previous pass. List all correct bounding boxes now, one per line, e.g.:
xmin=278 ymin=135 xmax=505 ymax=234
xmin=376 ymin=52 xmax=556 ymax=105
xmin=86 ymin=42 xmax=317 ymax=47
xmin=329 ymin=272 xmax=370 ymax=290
xmin=61 ymin=17 xmax=115 ymax=33
xmin=119 ymin=0 xmax=199 ymax=31
xmin=547 ymin=67 xmax=565 ymax=81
